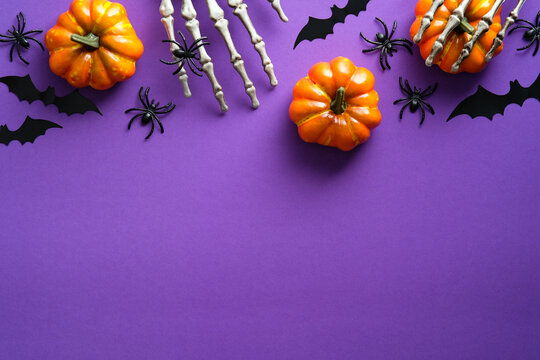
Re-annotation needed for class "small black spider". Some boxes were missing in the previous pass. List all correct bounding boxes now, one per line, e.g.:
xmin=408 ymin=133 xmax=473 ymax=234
xmin=393 ymin=77 xmax=438 ymax=127
xmin=125 ymin=87 xmax=175 ymax=140
xmin=360 ymin=17 xmax=413 ymax=71
xmin=160 ymin=31 xmax=210 ymax=76
xmin=0 ymin=12 xmax=44 ymax=65
xmin=509 ymin=10 xmax=540 ymax=56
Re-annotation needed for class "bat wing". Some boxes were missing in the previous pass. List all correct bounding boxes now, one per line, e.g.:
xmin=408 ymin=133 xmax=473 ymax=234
xmin=447 ymin=74 xmax=540 ymax=121
xmin=0 ymin=116 xmax=62 ymax=146
xmin=54 ymin=90 xmax=102 ymax=116
xmin=294 ymin=0 xmax=371 ymax=49
xmin=0 ymin=74 xmax=42 ymax=104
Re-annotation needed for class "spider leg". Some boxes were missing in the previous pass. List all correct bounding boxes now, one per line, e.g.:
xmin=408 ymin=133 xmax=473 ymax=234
xmin=513 ymin=19 xmax=535 ymax=28
xmin=17 ymin=12 xmax=25 ymax=33
xmin=398 ymin=77 xmax=412 ymax=96
xmin=125 ymin=107 xmax=149 ymax=113
xmin=16 ymin=43 xmax=29 ymax=64
xmin=509 ymin=25 xmax=532 ymax=35
xmin=391 ymin=40 xmax=414 ymax=54
xmin=152 ymin=114 xmax=165 ymax=134
xmin=188 ymin=41 xmax=211 ymax=53
xmin=362 ymin=44 xmax=385 ymax=53
xmin=172 ymin=60 xmax=186 ymax=75
xmin=383 ymin=48 xmax=391 ymax=70
xmin=178 ymin=31 xmax=190 ymax=52
xmin=26 ymin=36 xmax=45 ymax=51
xmin=418 ymin=105 xmax=426 ymax=127
xmin=379 ymin=48 xmax=386 ymax=70
xmin=0 ymin=34 xmax=16 ymax=39
xmin=187 ymin=37 xmax=209 ymax=52
xmin=389 ymin=20 xmax=397 ymax=39
xmin=533 ymin=39 xmax=539 ymax=56
xmin=128 ymin=113 xmax=143 ymax=130
xmin=536 ymin=11 xmax=540 ymax=26
xmin=22 ymin=29 xmax=43 ymax=35
xmin=398 ymin=101 xmax=413 ymax=120
xmin=162 ymin=39 xmax=183 ymax=48
xmin=0 ymin=38 xmax=15 ymax=42
xmin=160 ymin=58 xmax=182 ymax=65
xmin=144 ymin=87 xmax=151 ymax=109
xmin=419 ymin=99 xmax=435 ymax=115
xmin=155 ymin=103 xmax=176 ymax=113
xmin=420 ymin=82 xmax=438 ymax=97
xmin=393 ymin=98 xmax=410 ymax=104
xmin=359 ymin=32 xmax=381 ymax=46
xmin=517 ymin=38 xmax=537 ymax=51
xmin=9 ymin=43 xmax=15 ymax=62
xmin=404 ymin=79 xmax=414 ymax=94
xmin=145 ymin=118 xmax=155 ymax=140
xmin=136 ymin=87 xmax=146 ymax=108
xmin=375 ymin=17 xmax=389 ymax=39
xmin=186 ymin=58 xmax=203 ymax=77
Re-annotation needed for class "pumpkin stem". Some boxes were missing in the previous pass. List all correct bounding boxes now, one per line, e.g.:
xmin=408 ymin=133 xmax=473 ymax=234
xmin=459 ymin=17 xmax=475 ymax=35
xmin=71 ymin=33 xmax=100 ymax=50
xmin=330 ymin=87 xmax=347 ymax=115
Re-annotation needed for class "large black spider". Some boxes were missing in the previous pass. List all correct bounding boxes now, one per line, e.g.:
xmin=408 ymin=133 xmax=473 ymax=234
xmin=125 ymin=87 xmax=175 ymax=140
xmin=393 ymin=77 xmax=438 ymax=127
xmin=509 ymin=10 xmax=540 ymax=56
xmin=161 ymin=31 xmax=210 ymax=76
xmin=0 ymin=12 xmax=44 ymax=65
xmin=360 ymin=17 xmax=413 ymax=71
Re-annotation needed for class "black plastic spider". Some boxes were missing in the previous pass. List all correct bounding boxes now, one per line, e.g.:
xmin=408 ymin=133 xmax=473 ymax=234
xmin=393 ymin=77 xmax=438 ymax=127
xmin=0 ymin=12 xmax=44 ymax=65
xmin=360 ymin=17 xmax=413 ymax=71
xmin=160 ymin=31 xmax=210 ymax=76
xmin=125 ymin=87 xmax=176 ymax=140
xmin=509 ymin=10 xmax=540 ymax=56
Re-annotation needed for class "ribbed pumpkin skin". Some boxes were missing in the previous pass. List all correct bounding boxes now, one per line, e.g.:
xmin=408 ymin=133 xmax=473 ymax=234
xmin=410 ymin=0 xmax=503 ymax=73
xmin=45 ymin=0 xmax=144 ymax=90
xmin=289 ymin=57 xmax=381 ymax=152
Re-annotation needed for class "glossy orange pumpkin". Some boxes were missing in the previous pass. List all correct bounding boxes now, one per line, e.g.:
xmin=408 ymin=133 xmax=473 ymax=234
xmin=289 ymin=57 xmax=381 ymax=152
xmin=410 ymin=0 xmax=503 ymax=73
xmin=45 ymin=0 xmax=144 ymax=90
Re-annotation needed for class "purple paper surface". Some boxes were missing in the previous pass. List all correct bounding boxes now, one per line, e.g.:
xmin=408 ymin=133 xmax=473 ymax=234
xmin=1 ymin=0 xmax=539 ymax=359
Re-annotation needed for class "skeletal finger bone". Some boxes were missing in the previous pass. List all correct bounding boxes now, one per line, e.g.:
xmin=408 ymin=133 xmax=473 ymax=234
xmin=426 ymin=0 xmax=474 ymax=67
xmin=206 ymin=0 xmax=259 ymax=109
xmin=160 ymin=0 xmax=191 ymax=98
xmin=268 ymin=0 xmax=288 ymax=22
xmin=485 ymin=0 xmax=528 ymax=62
xmin=413 ymin=0 xmax=445 ymax=44
xmin=228 ymin=0 xmax=278 ymax=87
xmin=181 ymin=0 xmax=228 ymax=112
xmin=451 ymin=0 xmax=505 ymax=72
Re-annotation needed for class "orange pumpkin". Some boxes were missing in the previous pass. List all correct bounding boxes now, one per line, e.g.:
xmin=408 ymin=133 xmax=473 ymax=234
xmin=289 ymin=57 xmax=381 ymax=151
xmin=410 ymin=0 xmax=503 ymax=73
xmin=45 ymin=0 xmax=144 ymax=90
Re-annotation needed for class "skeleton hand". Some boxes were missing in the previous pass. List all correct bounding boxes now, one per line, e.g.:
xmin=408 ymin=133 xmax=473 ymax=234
xmin=413 ymin=0 xmax=528 ymax=73
xmin=160 ymin=0 xmax=288 ymax=112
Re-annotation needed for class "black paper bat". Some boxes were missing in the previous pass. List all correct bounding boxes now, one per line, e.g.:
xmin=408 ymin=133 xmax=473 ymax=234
xmin=448 ymin=73 xmax=540 ymax=121
xmin=294 ymin=0 xmax=371 ymax=49
xmin=0 ymin=74 xmax=102 ymax=116
xmin=0 ymin=116 xmax=62 ymax=146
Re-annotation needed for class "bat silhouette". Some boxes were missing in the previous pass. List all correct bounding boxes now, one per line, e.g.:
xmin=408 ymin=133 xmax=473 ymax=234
xmin=0 ymin=74 xmax=102 ymax=116
xmin=448 ymin=73 xmax=540 ymax=121
xmin=294 ymin=0 xmax=371 ymax=49
xmin=0 ymin=116 xmax=62 ymax=146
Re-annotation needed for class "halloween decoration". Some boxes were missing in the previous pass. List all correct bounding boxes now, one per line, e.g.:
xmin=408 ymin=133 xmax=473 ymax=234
xmin=0 ymin=12 xmax=44 ymax=65
xmin=0 ymin=75 xmax=101 ymax=116
xmin=289 ymin=56 xmax=381 ymax=152
xmin=447 ymin=73 xmax=540 ymax=121
xmin=159 ymin=0 xmax=288 ymax=112
xmin=294 ymin=0 xmax=371 ymax=49
xmin=360 ymin=18 xmax=413 ymax=71
xmin=508 ymin=10 xmax=540 ymax=56
xmin=411 ymin=0 xmax=527 ymax=73
xmin=0 ymin=116 xmax=61 ymax=146
xmin=45 ymin=0 xmax=144 ymax=90
xmin=161 ymin=31 xmax=209 ymax=77
xmin=393 ymin=77 xmax=438 ymax=126
xmin=126 ymin=87 xmax=176 ymax=140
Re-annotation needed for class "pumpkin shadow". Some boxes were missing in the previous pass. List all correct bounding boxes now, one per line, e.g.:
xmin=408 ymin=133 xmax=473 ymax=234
xmin=281 ymin=114 xmax=368 ymax=175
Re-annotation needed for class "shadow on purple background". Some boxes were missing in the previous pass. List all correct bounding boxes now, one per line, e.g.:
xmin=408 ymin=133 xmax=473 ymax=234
xmin=0 ymin=0 xmax=539 ymax=359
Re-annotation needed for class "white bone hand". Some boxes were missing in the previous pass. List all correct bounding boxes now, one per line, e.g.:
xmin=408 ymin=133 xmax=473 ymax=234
xmin=159 ymin=0 xmax=288 ymax=112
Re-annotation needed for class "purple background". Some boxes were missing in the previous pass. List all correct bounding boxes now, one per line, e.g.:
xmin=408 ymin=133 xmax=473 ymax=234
xmin=1 ymin=0 xmax=539 ymax=359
